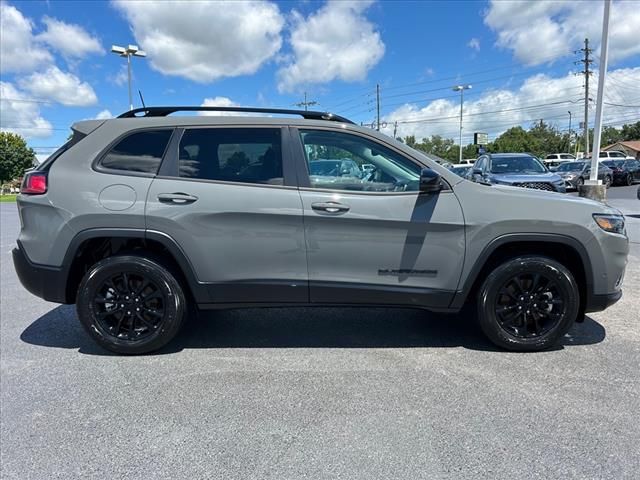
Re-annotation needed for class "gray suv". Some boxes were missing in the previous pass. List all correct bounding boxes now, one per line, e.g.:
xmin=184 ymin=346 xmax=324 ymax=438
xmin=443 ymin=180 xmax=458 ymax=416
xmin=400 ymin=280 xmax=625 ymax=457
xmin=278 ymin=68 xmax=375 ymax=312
xmin=13 ymin=106 xmax=628 ymax=354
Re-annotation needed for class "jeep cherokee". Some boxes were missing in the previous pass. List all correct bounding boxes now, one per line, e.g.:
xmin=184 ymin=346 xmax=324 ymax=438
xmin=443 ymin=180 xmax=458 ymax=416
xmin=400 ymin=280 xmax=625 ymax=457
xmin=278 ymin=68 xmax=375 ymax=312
xmin=13 ymin=106 xmax=629 ymax=354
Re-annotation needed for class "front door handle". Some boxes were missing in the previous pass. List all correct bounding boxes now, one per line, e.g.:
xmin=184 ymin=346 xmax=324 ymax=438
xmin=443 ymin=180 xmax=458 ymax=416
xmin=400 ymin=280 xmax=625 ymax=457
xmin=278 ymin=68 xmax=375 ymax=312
xmin=311 ymin=202 xmax=350 ymax=214
xmin=157 ymin=192 xmax=199 ymax=204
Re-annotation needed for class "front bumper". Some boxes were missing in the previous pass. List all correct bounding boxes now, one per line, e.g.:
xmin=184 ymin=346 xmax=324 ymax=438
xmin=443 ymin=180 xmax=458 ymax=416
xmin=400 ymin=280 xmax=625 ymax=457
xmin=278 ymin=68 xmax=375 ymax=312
xmin=585 ymin=290 xmax=623 ymax=313
xmin=12 ymin=242 xmax=68 ymax=303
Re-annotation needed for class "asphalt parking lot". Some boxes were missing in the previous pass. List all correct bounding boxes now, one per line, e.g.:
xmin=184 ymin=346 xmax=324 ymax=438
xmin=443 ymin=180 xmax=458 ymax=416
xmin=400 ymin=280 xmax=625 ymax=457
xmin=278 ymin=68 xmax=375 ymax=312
xmin=1 ymin=186 xmax=639 ymax=480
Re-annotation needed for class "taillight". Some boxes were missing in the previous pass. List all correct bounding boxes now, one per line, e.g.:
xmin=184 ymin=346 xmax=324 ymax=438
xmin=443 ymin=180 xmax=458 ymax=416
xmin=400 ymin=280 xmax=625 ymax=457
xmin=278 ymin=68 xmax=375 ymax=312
xmin=21 ymin=172 xmax=48 ymax=195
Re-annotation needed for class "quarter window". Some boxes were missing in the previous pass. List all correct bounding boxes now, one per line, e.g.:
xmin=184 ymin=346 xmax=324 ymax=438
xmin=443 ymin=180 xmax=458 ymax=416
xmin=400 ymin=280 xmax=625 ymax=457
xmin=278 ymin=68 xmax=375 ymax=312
xmin=100 ymin=130 xmax=172 ymax=174
xmin=299 ymin=130 xmax=421 ymax=192
xmin=178 ymin=128 xmax=283 ymax=185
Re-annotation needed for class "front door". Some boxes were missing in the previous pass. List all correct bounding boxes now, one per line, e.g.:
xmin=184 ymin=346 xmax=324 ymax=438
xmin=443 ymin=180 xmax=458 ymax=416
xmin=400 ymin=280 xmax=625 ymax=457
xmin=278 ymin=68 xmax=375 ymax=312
xmin=146 ymin=126 xmax=308 ymax=304
xmin=292 ymin=128 xmax=465 ymax=308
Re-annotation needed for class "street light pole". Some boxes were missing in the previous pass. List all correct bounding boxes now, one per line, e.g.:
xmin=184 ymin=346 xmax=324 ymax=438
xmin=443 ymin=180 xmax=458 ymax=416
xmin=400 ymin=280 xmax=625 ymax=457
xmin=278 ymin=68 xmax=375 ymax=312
xmin=453 ymin=84 xmax=472 ymax=164
xmin=111 ymin=44 xmax=147 ymax=111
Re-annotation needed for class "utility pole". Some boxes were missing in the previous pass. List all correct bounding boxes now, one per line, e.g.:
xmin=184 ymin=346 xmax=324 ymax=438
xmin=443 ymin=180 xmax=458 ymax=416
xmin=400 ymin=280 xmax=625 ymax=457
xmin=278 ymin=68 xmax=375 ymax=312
xmin=295 ymin=92 xmax=317 ymax=111
xmin=576 ymin=38 xmax=593 ymax=158
xmin=376 ymin=84 xmax=381 ymax=131
xmin=567 ymin=111 xmax=572 ymax=154
xmin=393 ymin=121 xmax=398 ymax=139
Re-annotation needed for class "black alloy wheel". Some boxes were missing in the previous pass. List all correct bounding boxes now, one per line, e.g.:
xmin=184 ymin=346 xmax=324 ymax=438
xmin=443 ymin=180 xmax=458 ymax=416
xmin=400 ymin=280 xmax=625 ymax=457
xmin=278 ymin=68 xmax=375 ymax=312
xmin=92 ymin=271 xmax=166 ymax=341
xmin=576 ymin=177 xmax=584 ymax=187
xmin=493 ymin=273 xmax=565 ymax=339
xmin=477 ymin=256 xmax=579 ymax=351
xmin=626 ymin=173 xmax=633 ymax=186
xmin=604 ymin=175 xmax=612 ymax=188
xmin=77 ymin=255 xmax=186 ymax=354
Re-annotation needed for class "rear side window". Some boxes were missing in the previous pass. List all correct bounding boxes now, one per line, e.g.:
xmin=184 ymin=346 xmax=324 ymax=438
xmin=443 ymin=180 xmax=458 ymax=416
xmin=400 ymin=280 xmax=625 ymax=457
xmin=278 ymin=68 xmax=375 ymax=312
xmin=177 ymin=128 xmax=283 ymax=185
xmin=100 ymin=130 xmax=172 ymax=174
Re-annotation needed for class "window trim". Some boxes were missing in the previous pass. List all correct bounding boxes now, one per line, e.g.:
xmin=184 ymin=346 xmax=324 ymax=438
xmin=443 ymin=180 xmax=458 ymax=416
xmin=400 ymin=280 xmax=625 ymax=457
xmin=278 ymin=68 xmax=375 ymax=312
xmin=290 ymin=126 xmax=451 ymax=195
xmin=92 ymin=127 xmax=177 ymax=177
xmin=157 ymin=125 xmax=296 ymax=188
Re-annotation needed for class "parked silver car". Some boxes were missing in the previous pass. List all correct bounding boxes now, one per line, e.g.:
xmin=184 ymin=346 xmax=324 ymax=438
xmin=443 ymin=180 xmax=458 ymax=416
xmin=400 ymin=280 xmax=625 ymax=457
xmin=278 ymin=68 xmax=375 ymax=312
xmin=555 ymin=161 xmax=613 ymax=189
xmin=13 ymin=106 xmax=628 ymax=353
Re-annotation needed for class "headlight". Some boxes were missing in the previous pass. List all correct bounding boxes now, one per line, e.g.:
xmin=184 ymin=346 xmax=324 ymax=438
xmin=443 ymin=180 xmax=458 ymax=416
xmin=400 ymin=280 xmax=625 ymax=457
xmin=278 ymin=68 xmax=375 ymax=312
xmin=593 ymin=214 xmax=625 ymax=234
xmin=566 ymin=174 xmax=576 ymax=180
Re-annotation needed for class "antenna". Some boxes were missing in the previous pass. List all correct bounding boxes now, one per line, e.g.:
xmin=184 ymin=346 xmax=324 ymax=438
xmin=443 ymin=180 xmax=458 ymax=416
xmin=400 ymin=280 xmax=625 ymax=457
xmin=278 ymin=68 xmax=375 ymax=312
xmin=138 ymin=90 xmax=146 ymax=109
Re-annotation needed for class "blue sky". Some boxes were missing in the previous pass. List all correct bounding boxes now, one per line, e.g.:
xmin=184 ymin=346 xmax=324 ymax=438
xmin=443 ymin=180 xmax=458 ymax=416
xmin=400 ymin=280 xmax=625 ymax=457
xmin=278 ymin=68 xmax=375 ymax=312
xmin=1 ymin=0 xmax=639 ymax=159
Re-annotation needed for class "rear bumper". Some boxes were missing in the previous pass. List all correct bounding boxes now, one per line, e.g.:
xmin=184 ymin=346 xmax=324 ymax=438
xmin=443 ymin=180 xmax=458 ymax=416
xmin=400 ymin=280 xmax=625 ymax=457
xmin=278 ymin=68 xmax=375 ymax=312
xmin=585 ymin=290 xmax=622 ymax=313
xmin=12 ymin=242 xmax=68 ymax=303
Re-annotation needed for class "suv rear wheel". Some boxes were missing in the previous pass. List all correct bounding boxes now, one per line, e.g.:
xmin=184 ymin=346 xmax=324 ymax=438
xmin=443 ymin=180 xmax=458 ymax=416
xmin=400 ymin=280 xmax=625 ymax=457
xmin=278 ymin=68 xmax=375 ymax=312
xmin=477 ymin=256 xmax=579 ymax=351
xmin=76 ymin=255 xmax=186 ymax=354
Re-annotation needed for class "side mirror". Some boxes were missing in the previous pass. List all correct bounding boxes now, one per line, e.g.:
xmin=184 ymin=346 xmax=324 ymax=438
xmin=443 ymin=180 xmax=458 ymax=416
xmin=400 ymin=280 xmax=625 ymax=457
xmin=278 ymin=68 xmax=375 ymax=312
xmin=472 ymin=167 xmax=483 ymax=175
xmin=420 ymin=168 xmax=442 ymax=193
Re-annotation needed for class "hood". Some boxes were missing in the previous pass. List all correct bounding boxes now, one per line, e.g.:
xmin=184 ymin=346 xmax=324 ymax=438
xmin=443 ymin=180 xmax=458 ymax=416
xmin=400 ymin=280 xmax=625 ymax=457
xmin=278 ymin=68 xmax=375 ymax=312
xmin=488 ymin=171 xmax=563 ymax=184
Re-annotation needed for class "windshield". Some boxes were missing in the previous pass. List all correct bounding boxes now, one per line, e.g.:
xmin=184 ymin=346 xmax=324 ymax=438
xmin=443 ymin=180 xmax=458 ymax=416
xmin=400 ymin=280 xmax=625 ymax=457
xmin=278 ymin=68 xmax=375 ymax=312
xmin=556 ymin=162 xmax=585 ymax=172
xmin=490 ymin=156 xmax=546 ymax=174
xmin=602 ymin=160 xmax=624 ymax=168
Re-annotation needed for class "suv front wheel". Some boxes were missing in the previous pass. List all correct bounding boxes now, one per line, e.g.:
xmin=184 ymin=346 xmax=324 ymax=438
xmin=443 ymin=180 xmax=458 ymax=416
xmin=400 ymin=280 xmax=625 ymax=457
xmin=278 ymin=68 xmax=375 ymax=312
xmin=76 ymin=255 xmax=186 ymax=354
xmin=477 ymin=256 xmax=579 ymax=351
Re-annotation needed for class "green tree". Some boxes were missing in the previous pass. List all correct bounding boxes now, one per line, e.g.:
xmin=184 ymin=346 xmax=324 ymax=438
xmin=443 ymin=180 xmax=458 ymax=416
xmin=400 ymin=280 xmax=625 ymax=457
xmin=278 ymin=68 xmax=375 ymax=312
xmin=0 ymin=132 xmax=36 ymax=184
xmin=621 ymin=121 xmax=640 ymax=141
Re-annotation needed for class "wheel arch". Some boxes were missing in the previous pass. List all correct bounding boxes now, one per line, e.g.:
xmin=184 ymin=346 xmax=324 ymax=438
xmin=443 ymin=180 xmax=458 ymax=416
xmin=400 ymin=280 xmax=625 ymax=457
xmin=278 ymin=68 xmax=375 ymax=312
xmin=62 ymin=228 xmax=209 ymax=304
xmin=451 ymin=234 xmax=593 ymax=312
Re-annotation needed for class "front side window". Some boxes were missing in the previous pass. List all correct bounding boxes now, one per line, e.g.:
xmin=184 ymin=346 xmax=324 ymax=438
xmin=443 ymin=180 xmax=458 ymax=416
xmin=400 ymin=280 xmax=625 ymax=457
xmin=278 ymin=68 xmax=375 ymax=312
xmin=101 ymin=130 xmax=172 ymax=173
xmin=299 ymin=130 xmax=421 ymax=192
xmin=178 ymin=128 xmax=283 ymax=185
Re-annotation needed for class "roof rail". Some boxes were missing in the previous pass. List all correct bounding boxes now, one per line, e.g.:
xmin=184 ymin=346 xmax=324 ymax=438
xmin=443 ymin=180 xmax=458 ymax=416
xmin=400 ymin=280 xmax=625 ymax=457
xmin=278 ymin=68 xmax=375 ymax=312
xmin=117 ymin=106 xmax=354 ymax=124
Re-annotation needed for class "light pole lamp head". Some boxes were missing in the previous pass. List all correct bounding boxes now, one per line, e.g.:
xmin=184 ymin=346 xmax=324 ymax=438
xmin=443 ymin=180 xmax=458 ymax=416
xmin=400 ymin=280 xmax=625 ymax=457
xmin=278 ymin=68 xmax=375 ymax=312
xmin=133 ymin=50 xmax=147 ymax=58
xmin=111 ymin=45 xmax=126 ymax=55
xmin=452 ymin=84 xmax=472 ymax=92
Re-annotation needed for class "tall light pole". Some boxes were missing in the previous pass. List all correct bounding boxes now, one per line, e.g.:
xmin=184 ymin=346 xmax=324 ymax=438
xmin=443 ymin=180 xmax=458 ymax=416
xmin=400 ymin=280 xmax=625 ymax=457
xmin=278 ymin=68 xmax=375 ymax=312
xmin=568 ymin=111 xmax=572 ymax=154
xmin=453 ymin=84 xmax=472 ymax=163
xmin=111 ymin=44 xmax=147 ymax=111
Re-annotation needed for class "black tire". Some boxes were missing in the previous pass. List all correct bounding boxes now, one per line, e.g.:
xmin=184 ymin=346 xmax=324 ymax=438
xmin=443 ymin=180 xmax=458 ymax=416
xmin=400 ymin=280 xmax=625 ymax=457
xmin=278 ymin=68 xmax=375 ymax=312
xmin=477 ymin=256 xmax=579 ymax=352
xmin=626 ymin=173 xmax=633 ymax=186
xmin=576 ymin=177 xmax=584 ymax=188
xmin=604 ymin=175 xmax=612 ymax=189
xmin=76 ymin=255 xmax=186 ymax=354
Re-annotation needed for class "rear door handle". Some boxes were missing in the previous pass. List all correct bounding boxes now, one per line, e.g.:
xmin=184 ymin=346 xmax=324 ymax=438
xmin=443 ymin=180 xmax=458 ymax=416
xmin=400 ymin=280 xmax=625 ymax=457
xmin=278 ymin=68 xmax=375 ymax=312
xmin=311 ymin=202 xmax=350 ymax=214
xmin=157 ymin=192 xmax=199 ymax=204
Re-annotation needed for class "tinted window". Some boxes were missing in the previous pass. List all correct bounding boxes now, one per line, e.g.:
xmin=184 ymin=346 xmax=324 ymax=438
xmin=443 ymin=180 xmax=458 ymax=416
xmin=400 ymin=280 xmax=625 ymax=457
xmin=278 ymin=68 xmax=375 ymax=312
xmin=610 ymin=151 xmax=626 ymax=158
xmin=560 ymin=154 xmax=575 ymax=159
xmin=178 ymin=128 xmax=283 ymax=185
xmin=602 ymin=160 xmax=623 ymax=168
xmin=101 ymin=130 xmax=172 ymax=173
xmin=490 ymin=156 xmax=545 ymax=174
xmin=475 ymin=156 xmax=487 ymax=171
xmin=557 ymin=162 xmax=585 ymax=172
xmin=300 ymin=130 xmax=421 ymax=192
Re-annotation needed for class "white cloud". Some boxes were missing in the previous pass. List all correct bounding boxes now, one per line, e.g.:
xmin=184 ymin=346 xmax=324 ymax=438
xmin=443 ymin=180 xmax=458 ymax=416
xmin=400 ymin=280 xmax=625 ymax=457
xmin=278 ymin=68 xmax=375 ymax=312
xmin=19 ymin=66 xmax=98 ymax=106
xmin=109 ymin=64 xmax=128 ymax=86
xmin=199 ymin=96 xmax=253 ymax=116
xmin=36 ymin=16 xmax=102 ymax=59
xmin=0 ymin=82 xmax=53 ymax=139
xmin=0 ymin=2 xmax=52 ymax=73
xmin=277 ymin=0 xmax=385 ymax=93
xmin=381 ymin=68 xmax=640 ymax=142
xmin=467 ymin=38 xmax=480 ymax=51
xmin=94 ymin=109 xmax=113 ymax=120
xmin=113 ymin=0 xmax=284 ymax=83
xmin=484 ymin=0 xmax=640 ymax=65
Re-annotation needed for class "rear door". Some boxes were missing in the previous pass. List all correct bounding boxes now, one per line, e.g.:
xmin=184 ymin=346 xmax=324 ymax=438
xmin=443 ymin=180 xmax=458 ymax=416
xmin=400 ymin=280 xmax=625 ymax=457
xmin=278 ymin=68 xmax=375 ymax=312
xmin=291 ymin=127 xmax=465 ymax=308
xmin=145 ymin=126 xmax=308 ymax=304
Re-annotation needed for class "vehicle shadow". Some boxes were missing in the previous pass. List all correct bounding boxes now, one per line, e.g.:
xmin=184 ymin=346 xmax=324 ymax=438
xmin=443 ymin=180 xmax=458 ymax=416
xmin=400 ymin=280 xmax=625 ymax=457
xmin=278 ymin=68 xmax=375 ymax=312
xmin=20 ymin=304 xmax=606 ymax=356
